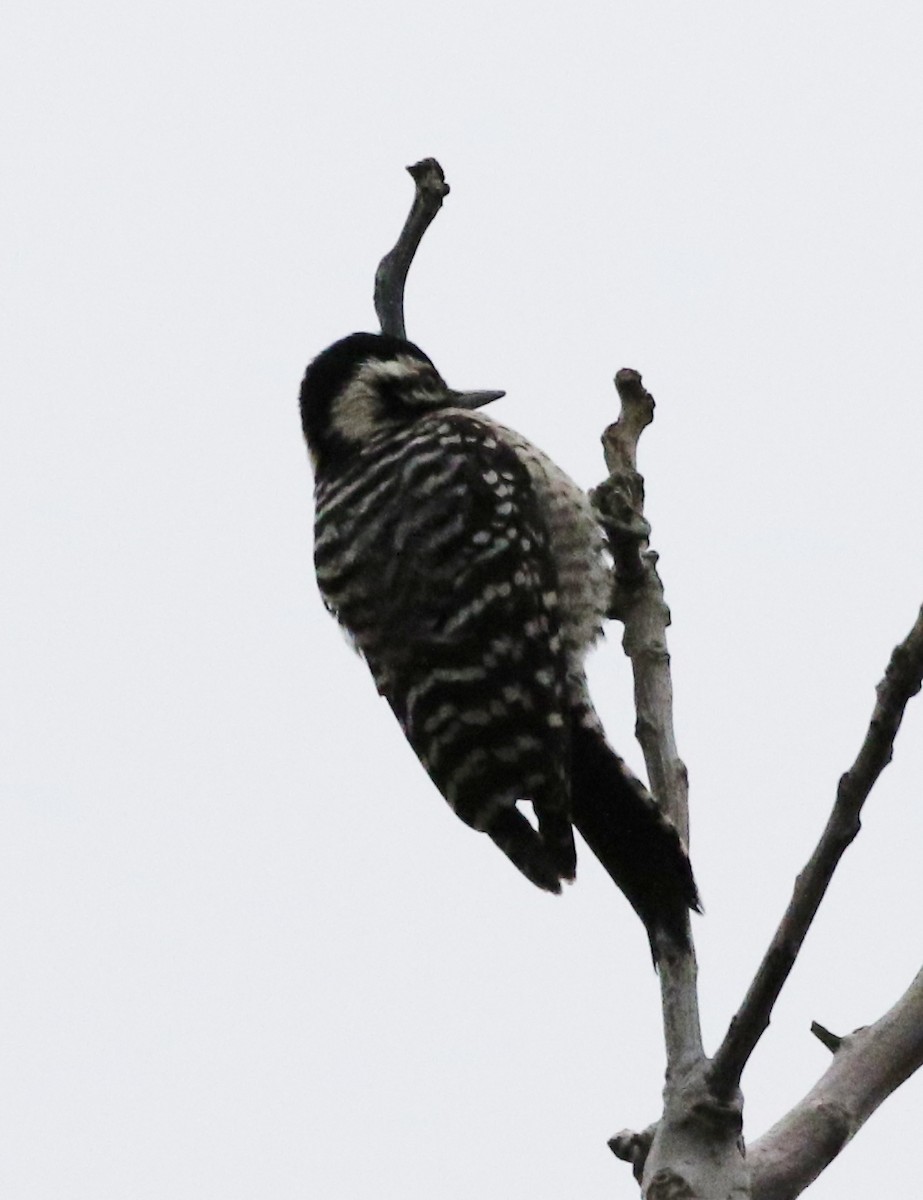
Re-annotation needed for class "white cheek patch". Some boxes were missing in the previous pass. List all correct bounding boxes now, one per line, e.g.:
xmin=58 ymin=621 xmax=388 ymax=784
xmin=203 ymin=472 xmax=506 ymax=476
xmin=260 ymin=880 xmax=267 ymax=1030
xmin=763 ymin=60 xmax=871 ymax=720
xmin=329 ymin=379 xmax=383 ymax=444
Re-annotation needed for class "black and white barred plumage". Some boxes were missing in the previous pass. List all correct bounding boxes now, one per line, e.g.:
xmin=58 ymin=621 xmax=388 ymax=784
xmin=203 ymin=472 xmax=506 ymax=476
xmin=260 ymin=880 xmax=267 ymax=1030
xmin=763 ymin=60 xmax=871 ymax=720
xmin=301 ymin=332 xmax=699 ymax=949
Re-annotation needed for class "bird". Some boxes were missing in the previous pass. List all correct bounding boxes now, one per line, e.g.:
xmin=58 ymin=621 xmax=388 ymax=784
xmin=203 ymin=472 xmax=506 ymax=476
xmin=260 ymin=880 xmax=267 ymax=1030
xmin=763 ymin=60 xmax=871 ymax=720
xmin=300 ymin=331 xmax=699 ymax=952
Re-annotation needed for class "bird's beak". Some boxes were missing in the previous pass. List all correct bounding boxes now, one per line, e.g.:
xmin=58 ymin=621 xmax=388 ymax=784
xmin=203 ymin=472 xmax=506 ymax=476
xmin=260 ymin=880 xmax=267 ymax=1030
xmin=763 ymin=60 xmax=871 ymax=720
xmin=448 ymin=389 xmax=506 ymax=410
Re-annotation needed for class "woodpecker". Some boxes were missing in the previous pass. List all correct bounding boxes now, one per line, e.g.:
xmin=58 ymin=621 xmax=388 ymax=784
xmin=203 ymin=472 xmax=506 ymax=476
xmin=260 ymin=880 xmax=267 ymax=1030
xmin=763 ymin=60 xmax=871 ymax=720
xmin=300 ymin=332 xmax=699 ymax=950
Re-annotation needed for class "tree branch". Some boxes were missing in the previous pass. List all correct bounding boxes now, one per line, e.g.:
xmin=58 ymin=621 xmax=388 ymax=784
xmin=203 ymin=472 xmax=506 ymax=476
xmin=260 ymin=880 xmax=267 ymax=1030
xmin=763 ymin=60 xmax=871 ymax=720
xmin=596 ymin=371 xmax=749 ymax=1199
xmin=749 ymin=965 xmax=923 ymax=1200
xmin=595 ymin=370 xmax=691 ymax=844
xmin=709 ymin=603 xmax=923 ymax=1101
xmin=593 ymin=368 xmax=700 ymax=1066
xmin=373 ymin=158 xmax=449 ymax=339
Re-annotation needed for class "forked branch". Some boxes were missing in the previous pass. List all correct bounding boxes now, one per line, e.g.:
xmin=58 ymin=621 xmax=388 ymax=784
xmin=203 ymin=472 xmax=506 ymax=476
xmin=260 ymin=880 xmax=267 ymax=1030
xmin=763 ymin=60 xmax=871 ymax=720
xmin=366 ymin=159 xmax=923 ymax=1200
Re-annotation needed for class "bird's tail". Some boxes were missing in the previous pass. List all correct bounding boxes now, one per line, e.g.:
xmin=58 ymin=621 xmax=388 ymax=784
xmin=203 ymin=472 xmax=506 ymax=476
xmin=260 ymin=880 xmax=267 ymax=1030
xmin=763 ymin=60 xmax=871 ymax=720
xmin=569 ymin=711 xmax=700 ymax=957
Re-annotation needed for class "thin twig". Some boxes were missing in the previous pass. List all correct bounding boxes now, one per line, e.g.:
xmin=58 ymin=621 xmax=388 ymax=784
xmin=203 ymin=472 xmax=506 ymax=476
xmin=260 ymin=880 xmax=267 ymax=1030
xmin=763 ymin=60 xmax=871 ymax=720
xmin=709 ymin=604 xmax=923 ymax=1101
xmin=373 ymin=158 xmax=450 ymax=339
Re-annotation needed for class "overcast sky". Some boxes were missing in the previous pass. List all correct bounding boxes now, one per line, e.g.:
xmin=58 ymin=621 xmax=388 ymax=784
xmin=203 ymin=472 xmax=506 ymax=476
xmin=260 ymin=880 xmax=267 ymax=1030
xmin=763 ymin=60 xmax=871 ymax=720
xmin=3 ymin=3 xmax=923 ymax=1197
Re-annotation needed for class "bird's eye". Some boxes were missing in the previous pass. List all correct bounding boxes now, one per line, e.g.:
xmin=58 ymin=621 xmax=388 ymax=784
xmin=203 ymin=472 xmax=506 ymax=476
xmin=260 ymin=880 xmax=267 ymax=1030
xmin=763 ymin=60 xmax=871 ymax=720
xmin=397 ymin=366 xmax=445 ymax=407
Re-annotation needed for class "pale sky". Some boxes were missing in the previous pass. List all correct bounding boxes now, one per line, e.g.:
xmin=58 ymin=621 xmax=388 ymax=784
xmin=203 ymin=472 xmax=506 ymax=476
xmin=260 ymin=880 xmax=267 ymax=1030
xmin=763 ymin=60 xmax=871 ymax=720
xmin=3 ymin=4 xmax=923 ymax=1197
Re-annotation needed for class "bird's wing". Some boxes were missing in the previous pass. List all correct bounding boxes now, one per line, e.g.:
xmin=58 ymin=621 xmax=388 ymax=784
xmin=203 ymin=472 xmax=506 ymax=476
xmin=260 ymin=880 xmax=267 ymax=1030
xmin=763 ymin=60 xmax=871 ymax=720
xmin=314 ymin=414 xmax=575 ymax=875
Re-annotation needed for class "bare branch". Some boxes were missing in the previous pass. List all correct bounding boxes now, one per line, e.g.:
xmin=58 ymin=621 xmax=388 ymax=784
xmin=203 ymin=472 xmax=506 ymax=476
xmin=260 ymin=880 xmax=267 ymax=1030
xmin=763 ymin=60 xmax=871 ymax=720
xmin=750 ymin=966 xmax=923 ymax=1200
xmin=709 ymin=603 xmax=923 ymax=1101
xmin=593 ymin=370 xmax=751 ymax=1198
xmin=593 ymin=369 xmax=701 ymax=1065
xmin=594 ymin=369 xmax=689 ymax=845
xmin=373 ymin=158 xmax=450 ymax=339
xmin=596 ymin=373 xmax=691 ymax=859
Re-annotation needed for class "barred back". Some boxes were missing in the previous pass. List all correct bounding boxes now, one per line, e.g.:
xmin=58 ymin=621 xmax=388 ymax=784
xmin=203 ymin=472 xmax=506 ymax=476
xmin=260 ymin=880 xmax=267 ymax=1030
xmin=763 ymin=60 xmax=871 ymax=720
xmin=313 ymin=409 xmax=609 ymax=887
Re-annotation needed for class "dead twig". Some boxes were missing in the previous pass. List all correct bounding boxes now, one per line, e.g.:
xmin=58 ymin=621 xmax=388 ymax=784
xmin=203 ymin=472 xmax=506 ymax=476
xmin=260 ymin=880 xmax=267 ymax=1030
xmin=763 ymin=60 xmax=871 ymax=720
xmin=373 ymin=158 xmax=449 ymax=339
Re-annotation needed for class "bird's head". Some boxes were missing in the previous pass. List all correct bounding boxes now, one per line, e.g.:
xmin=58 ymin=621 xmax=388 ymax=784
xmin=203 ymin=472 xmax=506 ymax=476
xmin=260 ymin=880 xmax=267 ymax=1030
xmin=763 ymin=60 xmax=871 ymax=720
xmin=300 ymin=332 xmax=505 ymax=470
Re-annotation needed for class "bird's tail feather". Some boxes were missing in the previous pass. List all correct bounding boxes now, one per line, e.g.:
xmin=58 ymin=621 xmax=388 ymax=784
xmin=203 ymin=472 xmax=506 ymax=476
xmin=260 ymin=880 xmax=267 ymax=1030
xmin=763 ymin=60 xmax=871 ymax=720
xmin=535 ymin=806 xmax=577 ymax=883
xmin=569 ymin=715 xmax=700 ymax=956
xmin=487 ymin=807 xmax=570 ymax=894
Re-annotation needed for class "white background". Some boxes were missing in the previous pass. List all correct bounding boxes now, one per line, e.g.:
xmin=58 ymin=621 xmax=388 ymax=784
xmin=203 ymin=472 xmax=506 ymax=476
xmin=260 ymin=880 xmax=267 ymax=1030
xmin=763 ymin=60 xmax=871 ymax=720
xmin=3 ymin=3 xmax=922 ymax=1197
